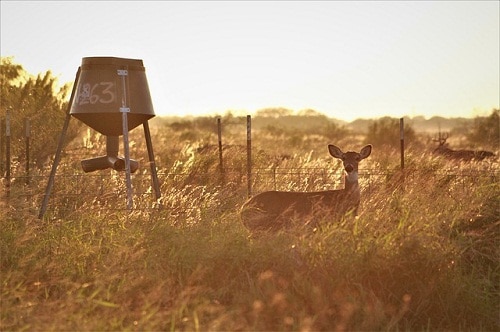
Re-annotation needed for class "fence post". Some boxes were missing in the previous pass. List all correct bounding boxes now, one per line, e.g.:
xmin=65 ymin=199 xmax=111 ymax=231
xmin=273 ymin=166 xmax=277 ymax=190
xmin=400 ymin=118 xmax=405 ymax=170
xmin=217 ymin=118 xmax=224 ymax=183
xmin=400 ymin=117 xmax=405 ymax=189
xmin=0 ymin=118 xmax=4 ymax=176
xmin=246 ymin=115 xmax=252 ymax=198
xmin=5 ymin=110 xmax=11 ymax=197
xmin=25 ymin=118 xmax=31 ymax=185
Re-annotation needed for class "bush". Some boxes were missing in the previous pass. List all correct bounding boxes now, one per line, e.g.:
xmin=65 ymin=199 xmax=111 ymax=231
xmin=365 ymin=117 xmax=417 ymax=150
xmin=466 ymin=109 xmax=500 ymax=149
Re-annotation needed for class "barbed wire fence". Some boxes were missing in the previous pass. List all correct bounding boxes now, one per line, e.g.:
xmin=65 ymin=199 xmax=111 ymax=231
xmin=2 ymin=162 xmax=498 ymax=219
xmin=1 ymin=114 xmax=498 ymax=219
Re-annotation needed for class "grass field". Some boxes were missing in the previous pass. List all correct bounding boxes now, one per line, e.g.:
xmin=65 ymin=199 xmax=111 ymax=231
xmin=1 ymin=119 xmax=499 ymax=331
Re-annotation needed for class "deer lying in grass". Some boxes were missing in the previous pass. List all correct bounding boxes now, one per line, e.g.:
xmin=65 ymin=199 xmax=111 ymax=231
xmin=433 ymin=133 xmax=495 ymax=161
xmin=240 ymin=144 xmax=372 ymax=232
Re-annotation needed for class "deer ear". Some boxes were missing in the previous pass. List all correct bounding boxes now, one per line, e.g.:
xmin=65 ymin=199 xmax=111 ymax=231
xmin=360 ymin=145 xmax=372 ymax=159
xmin=328 ymin=144 xmax=344 ymax=159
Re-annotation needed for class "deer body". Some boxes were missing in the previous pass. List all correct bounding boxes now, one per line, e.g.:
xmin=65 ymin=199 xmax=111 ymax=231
xmin=240 ymin=144 xmax=372 ymax=232
xmin=434 ymin=146 xmax=494 ymax=161
xmin=433 ymin=133 xmax=495 ymax=161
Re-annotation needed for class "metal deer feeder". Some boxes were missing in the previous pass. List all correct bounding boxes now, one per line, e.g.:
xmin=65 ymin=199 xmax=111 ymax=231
xmin=39 ymin=57 xmax=161 ymax=218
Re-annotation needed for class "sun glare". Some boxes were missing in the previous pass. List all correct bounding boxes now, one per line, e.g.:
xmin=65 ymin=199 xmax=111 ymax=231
xmin=1 ymin=1 xmax=498 ymax=121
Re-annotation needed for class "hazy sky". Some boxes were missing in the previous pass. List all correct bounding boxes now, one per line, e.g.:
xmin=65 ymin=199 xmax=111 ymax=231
xmin=1 ymin=1 xmax=499 ymax=121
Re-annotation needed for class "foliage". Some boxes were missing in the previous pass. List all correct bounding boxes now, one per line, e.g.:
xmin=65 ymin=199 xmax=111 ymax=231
xmin=0 ymin=57 xmax=81 ymax=168
xmin=364 ymin=116 xmax=418 ymax=150
xmin=466 ymin=109 xmax=500 ymax=149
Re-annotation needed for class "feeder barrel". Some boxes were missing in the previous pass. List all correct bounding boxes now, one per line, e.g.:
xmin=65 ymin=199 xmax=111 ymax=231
xmin=70 ymin=57 xmax=155 ymax=136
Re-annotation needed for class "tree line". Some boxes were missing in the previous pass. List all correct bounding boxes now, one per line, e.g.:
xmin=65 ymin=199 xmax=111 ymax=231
xmin=1 ymin=56 xmax=498 ymax=171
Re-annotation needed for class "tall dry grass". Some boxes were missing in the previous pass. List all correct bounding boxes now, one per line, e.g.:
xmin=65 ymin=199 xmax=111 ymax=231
xmin=1 ymin=122 xmax=499 ymax=331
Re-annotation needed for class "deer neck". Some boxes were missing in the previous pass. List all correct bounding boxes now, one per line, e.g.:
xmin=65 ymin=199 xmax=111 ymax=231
xmin=344 ymin=171 xmax=360 ymax=192
xmin=343 ymin=170 xmax=361 ymax=205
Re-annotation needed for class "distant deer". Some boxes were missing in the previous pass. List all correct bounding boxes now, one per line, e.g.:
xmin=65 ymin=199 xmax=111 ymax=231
xmin=240 ymin=144 xmax=372 ymax=232
xmin=433 ymin=133 xmax=495 ymax=161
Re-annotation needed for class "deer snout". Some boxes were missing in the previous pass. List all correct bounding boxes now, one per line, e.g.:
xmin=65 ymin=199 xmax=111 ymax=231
xmin=345 ymin=164 xmax=354 ymax=173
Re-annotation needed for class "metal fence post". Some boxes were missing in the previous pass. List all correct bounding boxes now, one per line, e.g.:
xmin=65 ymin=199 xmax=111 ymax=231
xmin=5 ymin=110 xmax=11 ymax=197
xmin=25 ymin=118 xmax=31 ymax=185
xmin=246 ymin=115 xmax=252 ymax=198
xmin=217 ymin=118 xmax=224 ymax=184
xmin=0 ymin=118 xmax=4 ymax=176
xmin=400 ymin=117 xmax=405 ymax=190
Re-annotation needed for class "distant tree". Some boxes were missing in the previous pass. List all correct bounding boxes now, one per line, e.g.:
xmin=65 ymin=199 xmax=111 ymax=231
xmin=364 ymin=117 xmax=416 ymax=149
xmin=466 ymin=109 xmax=499 ymax=149
xmin=297 ymin=109 xmax=326 ymax=117
xmin=255 ymin=107 xmax=293 ymax=118
xmin=0 ymin=56 xmax=80 ymax=168
xmin=321 ymin=121 xmax=350 ymax=142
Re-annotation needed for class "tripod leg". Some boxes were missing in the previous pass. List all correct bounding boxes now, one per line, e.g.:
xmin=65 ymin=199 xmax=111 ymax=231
xmin=121 ymin=111 xmax=133 ymax=210
xmin=143 ymin=121 xmax=161 ymax=201
xmin=38 ymin=112 xmax=71 ymax=219
xmin=38 ymin=68 xmax=80 ymax=219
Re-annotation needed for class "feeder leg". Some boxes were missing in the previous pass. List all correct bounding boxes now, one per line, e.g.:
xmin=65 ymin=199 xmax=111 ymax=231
xmin=38 ymin=112 xmax=71 ymax=219
xmin=143 ymin=121 xmax=161 ymax=201
xmin=38 ymin=68 xmax=80 ymax=219
xmin=121 ymin=111 xmax=133 ymax=210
